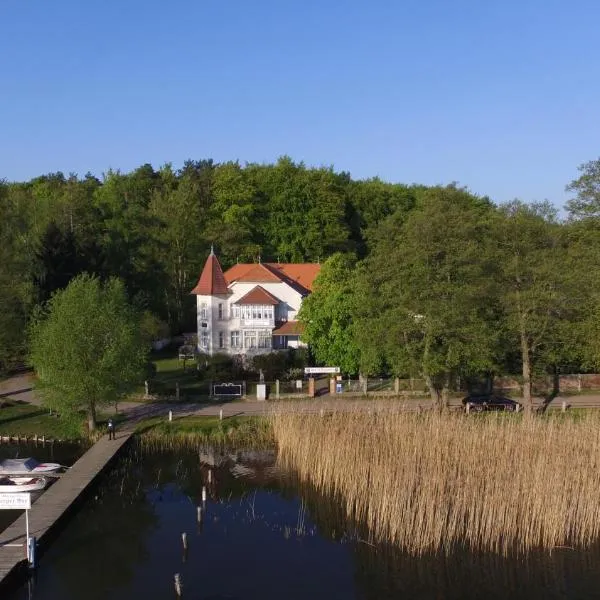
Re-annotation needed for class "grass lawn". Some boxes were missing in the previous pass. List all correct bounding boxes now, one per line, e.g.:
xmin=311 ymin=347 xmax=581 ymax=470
xmin=149 ymin=349 xmax=212 ymax=400
xmin=0 ymin=401 xmax=127 ymax=440
xmin=136 ymin=414 xmax=273 ymax=448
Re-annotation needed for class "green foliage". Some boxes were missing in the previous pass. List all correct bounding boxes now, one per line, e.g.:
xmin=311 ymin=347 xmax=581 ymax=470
xmin=299 ymin=253 xmax=361 ymax=374
xmin=250 ymin=348 xmax=309 ymax=380
xmin=29 ymin=274 xmax=148 ymax=429
xmin=566 ymin=158 xmax=600 ymax=218
xmin=355 ymin=187 xmax=500 ymax=402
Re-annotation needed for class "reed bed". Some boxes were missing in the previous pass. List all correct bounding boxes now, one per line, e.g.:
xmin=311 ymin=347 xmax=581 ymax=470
xmin=272 ymin=408 xmax=600 ymax=555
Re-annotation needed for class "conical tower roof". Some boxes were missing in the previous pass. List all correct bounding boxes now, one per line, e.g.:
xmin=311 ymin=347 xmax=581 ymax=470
xmin=191 ymin=248 xmax=230 ymax=295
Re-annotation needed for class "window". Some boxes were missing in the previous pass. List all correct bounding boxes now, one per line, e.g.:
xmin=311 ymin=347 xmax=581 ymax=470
xmin=231 ymin=331 xmax=240 ymax=348
xmin=200 ymin=302 xmax=208 ymax=320
xmin=258 ymin=331 xmax=271 ymax=348
xmin=218 ymin=331 xmax=224 ymax=348
xmin=265 ymin=306 xmax=273 ymax=320
xmin=218 ymin=304 xmax=223 ymax=320
xmin=232 ymin=305 xmax=240 ymax=318
xmin=200 ymin=332 xmax=209 ymax=348
xmin=244 ymin=330 xmax=257 ymax=348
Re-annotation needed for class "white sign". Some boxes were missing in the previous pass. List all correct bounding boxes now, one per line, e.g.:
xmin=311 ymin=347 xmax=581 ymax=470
xmin=0 ymin=493 xmax=31 ymax=510
xmin=304 ymin=367 xmax=340 ymax=374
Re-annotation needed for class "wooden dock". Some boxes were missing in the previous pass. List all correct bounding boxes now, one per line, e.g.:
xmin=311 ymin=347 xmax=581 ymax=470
xmin=0 ymin=431 xmax=132 ymax=591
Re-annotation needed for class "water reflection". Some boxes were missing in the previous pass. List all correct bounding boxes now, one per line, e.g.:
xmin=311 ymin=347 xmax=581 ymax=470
xmin=7 ymin=444 xmax=600 ymax=599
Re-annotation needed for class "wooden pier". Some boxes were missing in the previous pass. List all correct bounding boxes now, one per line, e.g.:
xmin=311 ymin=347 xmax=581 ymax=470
xmin=0 ymin=431 xmax=132 ymax=591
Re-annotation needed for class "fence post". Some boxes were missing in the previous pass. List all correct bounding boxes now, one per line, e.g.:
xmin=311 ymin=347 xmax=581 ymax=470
xmin=275 ymin=379 xmax=280 ymax=400
xmin=394 ymin=377 xmax=400 ymax=395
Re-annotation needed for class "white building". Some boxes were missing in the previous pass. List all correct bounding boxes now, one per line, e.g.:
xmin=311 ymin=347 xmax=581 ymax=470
xmin=191 ymin=249 xmax=320 ymax=357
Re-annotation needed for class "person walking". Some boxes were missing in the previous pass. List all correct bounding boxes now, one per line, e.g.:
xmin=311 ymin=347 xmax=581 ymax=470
xmin=107 ymin=418 xmax=115 ymax=440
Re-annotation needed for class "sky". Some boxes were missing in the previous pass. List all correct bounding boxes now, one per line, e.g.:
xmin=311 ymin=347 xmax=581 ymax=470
xmin=1 ymin=0 xmax=599 ymax=208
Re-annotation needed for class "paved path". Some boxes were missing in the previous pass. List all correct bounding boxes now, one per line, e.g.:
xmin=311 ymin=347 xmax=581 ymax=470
xmin=4 ymin=372 xmax=600 ymax=425
xmin=0 ymin=430 xmax=132 ymax=592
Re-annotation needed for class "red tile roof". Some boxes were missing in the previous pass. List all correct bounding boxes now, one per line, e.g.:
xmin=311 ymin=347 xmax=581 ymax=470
xmin=224 ymin=262 xmax=321 ymax=294
xmin=191 ymin=251 xmax=230 ymax=295
xmin=234 ymin=285 xmax=280 ymax=305
xmin=272 ymin=321 xmax=304 ymax=335
xmin=224 ymin=263 xmax=282 ymax=285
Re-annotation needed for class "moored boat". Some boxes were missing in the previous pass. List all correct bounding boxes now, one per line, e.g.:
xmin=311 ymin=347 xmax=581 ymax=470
xmin=0 ymin=476 xmax=48 ymax=493
xmin=0 ymin=458 xmax=65 ymax=476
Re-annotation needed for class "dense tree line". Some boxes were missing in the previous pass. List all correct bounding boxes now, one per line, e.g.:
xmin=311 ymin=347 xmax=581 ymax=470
xmin=0 ymin=156 xmax=417 ymax=374
xmin=300 ymin=159 xmax=600 ymax=411
xmin=4 ymin=154 xmax=600 ymax=413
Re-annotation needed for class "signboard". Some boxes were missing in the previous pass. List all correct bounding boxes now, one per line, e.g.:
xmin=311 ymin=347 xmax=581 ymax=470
xmin=213 ymin=383 xmax=243 ymax=396
xmin=304 ymin=367 xmax=340 ymax=375
xmin=0 ymin=493 xmax=31 ymax=510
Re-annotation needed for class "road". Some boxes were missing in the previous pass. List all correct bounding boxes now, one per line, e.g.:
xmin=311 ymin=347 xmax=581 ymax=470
xmin=3 ymin=373 xmax=600 ymax=423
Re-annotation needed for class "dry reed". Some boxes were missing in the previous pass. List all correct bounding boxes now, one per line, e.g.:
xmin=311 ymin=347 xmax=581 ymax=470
xmin=272 ymin=408 xmax=600 ymax=555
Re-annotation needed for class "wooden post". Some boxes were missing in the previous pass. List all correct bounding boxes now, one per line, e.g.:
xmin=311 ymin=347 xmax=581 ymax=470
xmin=562 ymin=400 xmax=567 ymax=413
xmin=169 ymin=410 xmax=173 ymax=422
xmin=144 ymin=380 xmax=149 ymax=399
xmin=308 ymin=377 xmax=316 ymax=398
xmin=174 ymin=573 xmax=183 ymax=597
xmin=181 ymin=532 xmax=188 ymax=561
xmin=219 ymin=409 xmax=223 ymax=421
xmin=394 ymin=377 xmax=400 ymax=394
xmin=202 ymin=486 xmax=207 ymax=503
xmin=578 ymin=374 xmax=582 ymax=393
xmin=465 ymin=402 xmax=471 ymax=414
xmin=275 ymin=379 xmax=280 ymax=400
xmin=329 ymin=377 xmax=336 ymax=395
xmin=208 ymin=469 xmax=212 ymax=484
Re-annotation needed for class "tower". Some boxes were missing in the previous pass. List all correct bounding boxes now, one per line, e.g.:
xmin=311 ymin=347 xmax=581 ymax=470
xmin=190 ymin=248 xmax=230 ymax=355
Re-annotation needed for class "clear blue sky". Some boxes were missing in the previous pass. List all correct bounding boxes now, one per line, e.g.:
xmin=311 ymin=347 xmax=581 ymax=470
xmin=1 ymin=0 xmax=599 ymax=208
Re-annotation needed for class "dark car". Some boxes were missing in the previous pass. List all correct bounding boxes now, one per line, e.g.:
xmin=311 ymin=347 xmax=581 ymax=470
xmin=462 ymin=394 xmax=521 ymax=413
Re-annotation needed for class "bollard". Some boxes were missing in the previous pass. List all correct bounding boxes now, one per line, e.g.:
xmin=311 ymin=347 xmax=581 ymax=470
xmin=562 ymin=400 xmax=567 ymax=413
xmin=197 ymin=505 xmax=202 ymax=523
xmin=219 ymin=409 xmax=223 ymax=421
xmin=208 ymin=469 xmax=212 ymax=484
xmin=144 ymin=380 xmax=149 ymax=398
xmin=174 ymin=573 xmax=183 ymax=597
xmin=465 ymin=402 xmax=470 ymax=415
xmin=181 ymin=532 xmax=188 ymax=550
xmin=202 ymin=486 xmax=207 ymax=503
xmin=169 ymin=410 xmax=173 ymax=422
xmin=319 ymin=408 xmax=324 ymax=418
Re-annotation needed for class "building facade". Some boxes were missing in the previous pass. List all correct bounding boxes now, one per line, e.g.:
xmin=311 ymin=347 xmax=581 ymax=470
xmin=191 ymin=250 xmax=320 ymax=357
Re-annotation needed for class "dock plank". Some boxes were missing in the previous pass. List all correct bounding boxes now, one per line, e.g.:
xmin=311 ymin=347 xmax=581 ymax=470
xmin=0 ymin=431 xmax=132 ymax=587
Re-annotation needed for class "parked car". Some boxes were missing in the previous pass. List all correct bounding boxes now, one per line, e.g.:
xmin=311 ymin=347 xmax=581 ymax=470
xmin=462 ymin=394 xmax=521 ymax=412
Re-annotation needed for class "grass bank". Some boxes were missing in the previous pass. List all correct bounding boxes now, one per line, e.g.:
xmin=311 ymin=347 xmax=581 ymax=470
xmin=0 ymin=401 xmax=126 ymax=441
xmin=272 ymin=408 xmax=600 ymax=555
xmin=136 ymin=415 xmax=274 ymax=450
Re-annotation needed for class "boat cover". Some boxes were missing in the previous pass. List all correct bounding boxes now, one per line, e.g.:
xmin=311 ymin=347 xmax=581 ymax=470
xmin=0 ymin=458 xmax=40 ymax=473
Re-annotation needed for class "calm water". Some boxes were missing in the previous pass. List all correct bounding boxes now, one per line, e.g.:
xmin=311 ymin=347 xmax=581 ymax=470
xmin=6 ymin=443 xmax=600 ymax=600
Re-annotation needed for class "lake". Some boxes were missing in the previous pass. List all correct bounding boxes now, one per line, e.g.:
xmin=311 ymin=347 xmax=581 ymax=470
xmin=5 ymin=442 xmax=600 ymax=599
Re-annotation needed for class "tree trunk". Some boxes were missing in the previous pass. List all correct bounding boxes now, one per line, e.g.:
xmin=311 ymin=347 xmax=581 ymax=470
xmin=425 ymin=375 xmax=444 ymax=411
xmin=521 ymin=334 xmax=533 ymax=412
xmin=88 ymin=402 xmax=97 ymax=432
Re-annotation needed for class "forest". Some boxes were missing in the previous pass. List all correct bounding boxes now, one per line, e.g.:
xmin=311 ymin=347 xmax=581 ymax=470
xmin=2 ymin=155 xmax=600 ymax=408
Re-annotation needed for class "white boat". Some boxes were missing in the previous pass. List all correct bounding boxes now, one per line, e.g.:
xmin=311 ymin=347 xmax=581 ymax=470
xmin=0 ymin=476 xmax=48 ymax=493
xmin=0 ymin=458 xmax=65 ymax=476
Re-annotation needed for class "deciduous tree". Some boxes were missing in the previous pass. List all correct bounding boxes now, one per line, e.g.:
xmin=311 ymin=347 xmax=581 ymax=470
xmin=29 ymin=275 xmax=147 ymax=431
